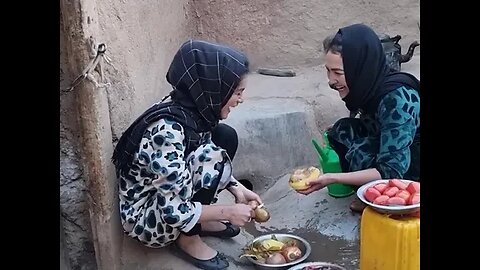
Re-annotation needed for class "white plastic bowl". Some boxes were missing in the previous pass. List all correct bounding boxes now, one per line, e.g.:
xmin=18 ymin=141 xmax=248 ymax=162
xmin=357 ymin=179 xmax=420 ymax=215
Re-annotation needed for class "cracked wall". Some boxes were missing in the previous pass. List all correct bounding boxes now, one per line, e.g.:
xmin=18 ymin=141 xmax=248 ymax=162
xmin=194 ymin=0 xmax=420 ymax=69
xmin=60 ymin=10 xmax=97 ymax=270
xmin=96 ymin=0 xmax=199 ymax=141
xmin=60 ymin=1 xmax=197 ymax=269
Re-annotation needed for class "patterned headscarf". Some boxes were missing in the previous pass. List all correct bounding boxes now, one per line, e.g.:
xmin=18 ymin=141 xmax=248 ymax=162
xmin=112 ymin=40 xmax=249 ymax=175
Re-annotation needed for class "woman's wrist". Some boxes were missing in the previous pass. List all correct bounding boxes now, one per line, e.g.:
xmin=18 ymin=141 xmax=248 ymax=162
xmin=202 ymin=204 xmax=233 ymax=222
xmin=323 ymin=173 xmax=340 ymax=185
xmin=220 ymin=205 xmax=233 ymax=221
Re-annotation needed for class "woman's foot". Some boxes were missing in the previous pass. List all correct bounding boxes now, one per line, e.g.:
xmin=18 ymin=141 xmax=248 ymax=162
xmin=199 ymin=221 xmax=241 ymax=238
xmin=174 ymin=234 xmax=229 ymax=270
xmin=176 ymin=234 xmax=217 ymax=260
xmin=350 ymin=197 xmax=367 ymax=213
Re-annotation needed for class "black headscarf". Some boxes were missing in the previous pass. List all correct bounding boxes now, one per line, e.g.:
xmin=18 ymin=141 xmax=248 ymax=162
xmin=337 ymin=24 xmax=420 ymax=114
xmin=112 ymin=40 xmax=249 ymax=175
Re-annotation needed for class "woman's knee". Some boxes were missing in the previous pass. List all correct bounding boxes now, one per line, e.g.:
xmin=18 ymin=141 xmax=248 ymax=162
xmin=329 ymin=117 xmax=368 ymax=141
xmin=213 ymin=123 xmax=238 ymax=141
xmin=331 ymin=117 xmax=355 ymax=131
xmin=211 ymin=123 xmax=238 ymax=159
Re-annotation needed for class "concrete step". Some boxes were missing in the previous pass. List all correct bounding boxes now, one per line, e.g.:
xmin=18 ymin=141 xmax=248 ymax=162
xmin=224 ymin=98 xmax=328 ymax=191
xmin=223 ymin=66 xmax=348 ymax=191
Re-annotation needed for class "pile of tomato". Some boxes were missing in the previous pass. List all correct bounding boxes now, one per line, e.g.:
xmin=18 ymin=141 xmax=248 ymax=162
xmin=364 ymin=179 xmax=420 ymax=206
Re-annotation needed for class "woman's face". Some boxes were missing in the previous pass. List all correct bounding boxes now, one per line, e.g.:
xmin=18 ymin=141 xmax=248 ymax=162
xmin=324 ymin=51 xmax=349 ymax=99
xmin=220 ymin=78 xmax=246 ymax=120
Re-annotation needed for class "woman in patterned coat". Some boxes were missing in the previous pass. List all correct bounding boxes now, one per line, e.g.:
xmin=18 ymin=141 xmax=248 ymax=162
xmin=112 ymin=40 xmax=262 ymax=270
xmin=297 ymin=24 xmax=420 ymax=213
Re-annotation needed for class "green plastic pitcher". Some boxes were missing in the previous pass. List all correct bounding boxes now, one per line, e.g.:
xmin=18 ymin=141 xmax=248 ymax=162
xmin=311 ymin=132 xmax=355 ymax=198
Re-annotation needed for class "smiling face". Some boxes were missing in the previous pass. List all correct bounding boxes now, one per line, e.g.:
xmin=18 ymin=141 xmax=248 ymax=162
xmin=324 ymin=51 xmax=349 ymax=99
xmin=220 ymin=77 xmax=246 ymax=120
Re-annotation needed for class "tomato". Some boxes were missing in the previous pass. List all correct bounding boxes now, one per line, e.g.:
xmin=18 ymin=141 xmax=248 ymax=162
xmin=364 ymin=187 xmax=382 ymax=202
xmin=407 ymin=193 xmax=420 ymax=205
xmin=383 ymin=186 xmax=399 ymax=197
xmin=373 ymin=183 xmax=388 ymax=194
xmin=395 ymin=190 xmax=411 ymax=201
xmin=389 ymin=179 xmax=408 ymax=190
xmin=373 ymin=195 xmax=390 ymax=205
xmin=406 ymin=182 xmax=420 ymax=194
xmin=387 ymin=196 xmax=406 ymax=205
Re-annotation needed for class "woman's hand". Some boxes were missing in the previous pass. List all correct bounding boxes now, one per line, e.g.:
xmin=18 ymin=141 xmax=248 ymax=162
xmin=229 ymin=184 xmax=263 ymax=205
xmin=296 ymin=173 xmax=335 ymax=195
xmin=227 ymin=204 xmax=255 ymax=226
xmin=241 ymin=188 xmax=263 ymax=205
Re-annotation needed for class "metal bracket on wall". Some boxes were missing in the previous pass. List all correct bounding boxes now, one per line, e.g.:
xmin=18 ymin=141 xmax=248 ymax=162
xmin=61 ymin=37 xmax=115 ymax=94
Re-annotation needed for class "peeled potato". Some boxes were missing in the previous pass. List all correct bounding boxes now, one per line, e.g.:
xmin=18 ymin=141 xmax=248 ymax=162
xmin=254 ymin=207 xmax=270 ymax=223
xmin=289 ymin=166 xmax=321 ymax=190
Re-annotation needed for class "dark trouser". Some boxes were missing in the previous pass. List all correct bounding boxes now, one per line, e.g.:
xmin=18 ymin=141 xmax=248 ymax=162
xmin=184 ymin=123 xmax=239 ymax=236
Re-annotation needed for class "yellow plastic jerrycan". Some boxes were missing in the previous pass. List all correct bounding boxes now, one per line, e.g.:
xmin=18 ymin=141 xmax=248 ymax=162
xmin=360 ymin=207 xmax=420 ymax=270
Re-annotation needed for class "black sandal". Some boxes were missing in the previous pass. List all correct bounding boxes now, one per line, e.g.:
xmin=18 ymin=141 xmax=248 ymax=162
xmin=199 ymin=221 xmax=240 ymax=238
xmin=171 ymin=243 xmax=229 ymax=270
xmin=350 ymin=197 xmax=367 ymax=213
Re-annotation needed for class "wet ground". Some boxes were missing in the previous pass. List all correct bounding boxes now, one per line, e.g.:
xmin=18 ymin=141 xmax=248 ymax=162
xmin=202 ymin=173 xmax=362 ymax=270
xmin=121 ymin=174 xmax=362 ymax=270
